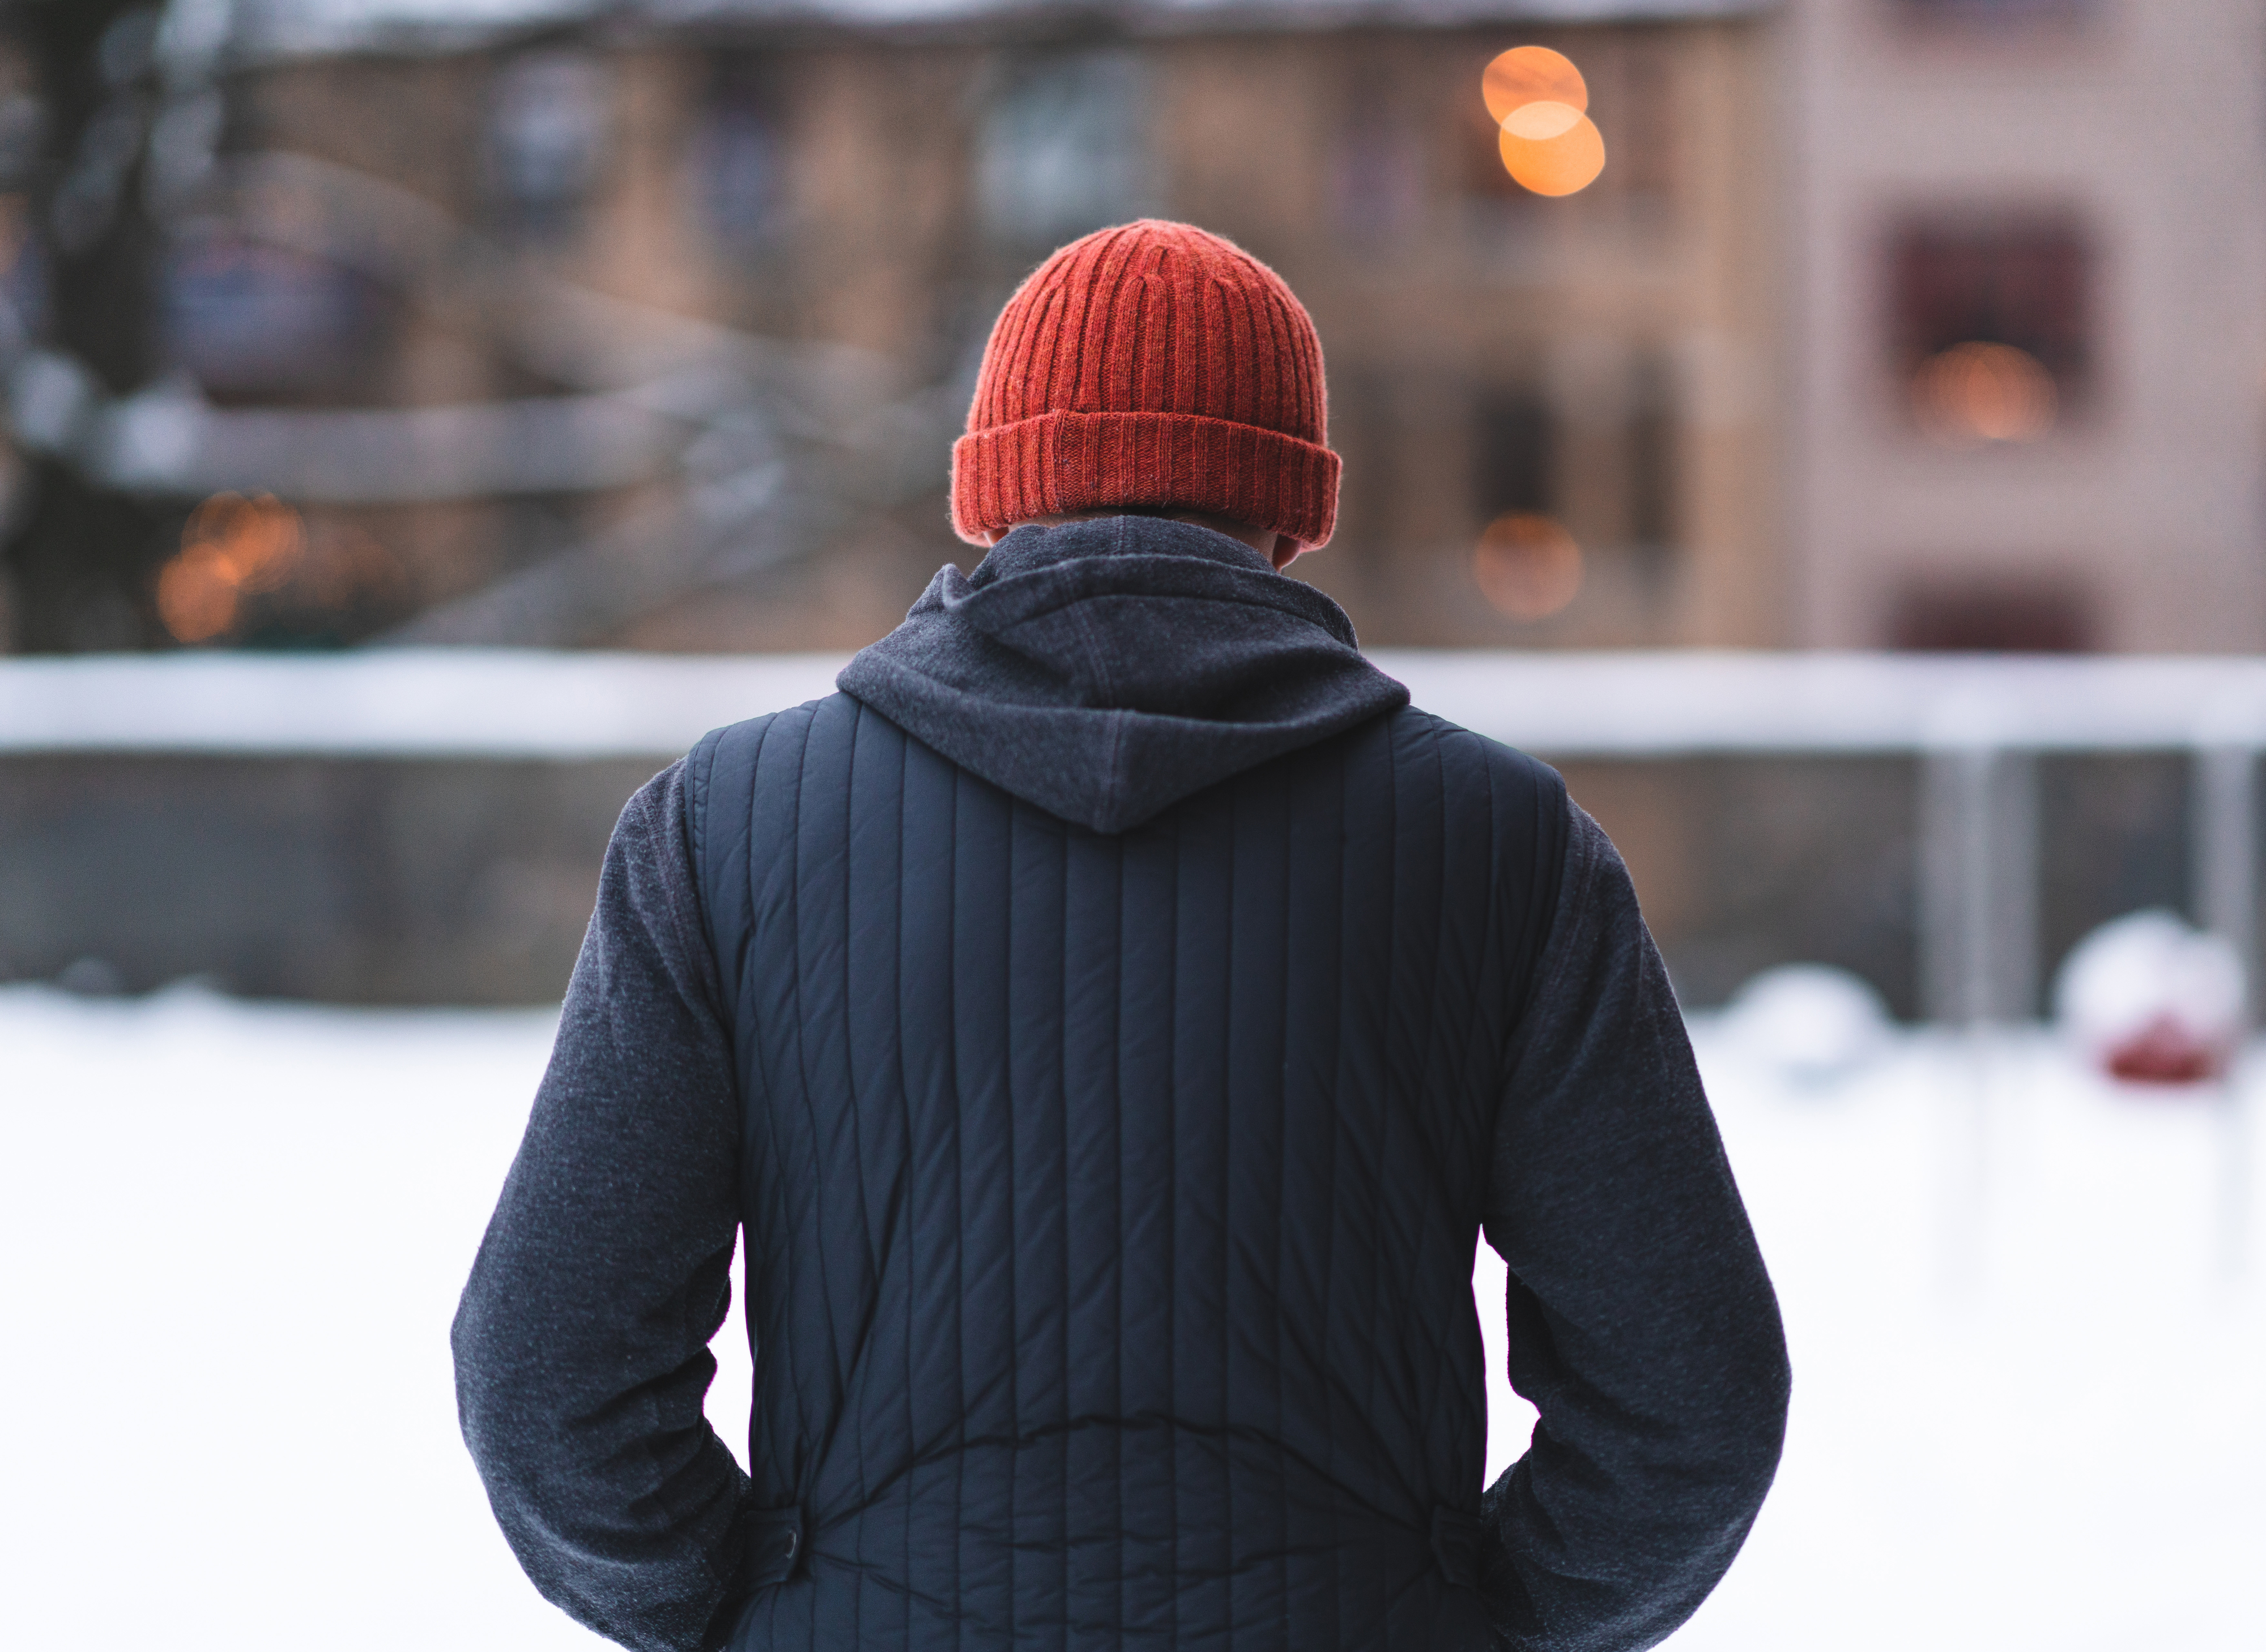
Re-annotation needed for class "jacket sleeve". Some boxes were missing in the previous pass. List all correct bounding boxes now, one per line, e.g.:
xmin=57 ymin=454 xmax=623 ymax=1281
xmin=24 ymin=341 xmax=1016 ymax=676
xmin=452 ymin=759 xmax=753 ymax=1652
xmin=1477 ymin=800 xmax=1791 ymax=1652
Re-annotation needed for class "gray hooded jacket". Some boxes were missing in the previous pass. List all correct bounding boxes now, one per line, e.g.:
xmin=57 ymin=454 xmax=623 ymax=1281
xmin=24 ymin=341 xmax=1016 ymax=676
xmin=453 ymin=515 xmax=1789 ymax=1652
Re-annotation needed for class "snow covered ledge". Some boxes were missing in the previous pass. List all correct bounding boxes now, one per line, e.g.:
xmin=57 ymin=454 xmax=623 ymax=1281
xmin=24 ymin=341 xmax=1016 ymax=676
xmin=12 ymin=647 xmax=2263 ymax=1032
xmin=7 ymin=647 xmax=2266 ymax=758
xmin=0 ymin=649 xmax=851 ymax=759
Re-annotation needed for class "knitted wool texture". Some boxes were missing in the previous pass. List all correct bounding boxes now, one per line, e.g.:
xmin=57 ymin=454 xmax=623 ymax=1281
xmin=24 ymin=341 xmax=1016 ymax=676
xmin=951 ymin=220 xmax=1341 ymax=550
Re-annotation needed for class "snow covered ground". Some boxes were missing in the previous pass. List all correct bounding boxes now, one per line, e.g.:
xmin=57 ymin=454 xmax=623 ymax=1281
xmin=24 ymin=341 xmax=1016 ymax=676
xmin=2 ymin=985 xmax=2260 ymax=1650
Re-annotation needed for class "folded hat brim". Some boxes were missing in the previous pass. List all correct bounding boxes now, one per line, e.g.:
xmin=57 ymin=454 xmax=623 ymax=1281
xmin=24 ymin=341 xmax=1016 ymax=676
xmin=951 ymin=409 xmax=1340 ymax=551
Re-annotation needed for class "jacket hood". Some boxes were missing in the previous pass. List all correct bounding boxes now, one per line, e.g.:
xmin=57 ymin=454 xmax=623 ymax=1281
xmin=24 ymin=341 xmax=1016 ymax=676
xmin=837 ymin=515 xmax=1408 ymax=833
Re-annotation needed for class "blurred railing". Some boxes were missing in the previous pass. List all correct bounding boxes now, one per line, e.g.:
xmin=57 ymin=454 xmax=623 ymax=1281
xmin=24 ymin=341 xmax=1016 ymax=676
xmin=6 ymin=647 xmax=2263 ymax=1030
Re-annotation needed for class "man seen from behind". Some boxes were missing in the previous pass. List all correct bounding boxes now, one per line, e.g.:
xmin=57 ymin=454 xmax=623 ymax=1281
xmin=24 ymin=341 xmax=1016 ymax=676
xmin=453 ymin=219 xmax=1791 ymax=1652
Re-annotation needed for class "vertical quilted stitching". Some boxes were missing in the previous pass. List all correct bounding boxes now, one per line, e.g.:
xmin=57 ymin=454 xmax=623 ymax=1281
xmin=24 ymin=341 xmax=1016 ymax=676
xmin=1328 ymin=736 xmax=1355 ymax=1646
xmin=1364 ymin=716 xmax=1399 ymax=1506
xmin=1407 ymin=723 xmax=1458 ymax=1481
xmin=946 ymin=762 xmax=965 ymax=1652
xmin=811 ymin=708 xmax=874 ymax=1502
xmin=751 ymin=712 xmax=806 ymax=1492
xmin=1054 ymin=820 xmax=1071 ymax=1652
xmin=1218 ymin=782 xmax=1238 ymax=1642
xmin=1002 ymin=800 xmax=1020 ymax=1643
xmin=1273 ymin=766 xmax=1294 ymax=1646
xmin=1109 ymin=835 xmax=1130 ymax=1644
xmin=783 ymin=706 xmax=847 ymax=1501
xmin=701 ymin=699 xmax=1560 ymax=1651
xmin=893 ymin=725 xmax=915 ymax=1651
xmin=1165 ymin=812 xmax=1182 ymax=1652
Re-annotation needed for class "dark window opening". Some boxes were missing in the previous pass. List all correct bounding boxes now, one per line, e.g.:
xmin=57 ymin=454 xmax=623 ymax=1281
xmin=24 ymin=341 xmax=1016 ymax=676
xmin=484 ymin=51 xmax=614 ymax=238
xmin=1334 ymin=99 xmax=1424 ymax=243
xmin=1463 ymin=96 xmax=1531 ymax=206
xmin=161 ymin=233 xmax=389 ymax=400
xmin=1597 ymin=42 xmax=1676 ymax=224
xmin=3 ymin=216 xmax=48 ymax=340
xmin=975 ymin=51 xmax=1151 ymax=248
xmin=1892 ymin=0 xmax=2095 ymax=25
xmin=1626 ymin=353 xmax=1676 ymax=551
xmin=1890 ymin=216 xmax=2093 ymax=440
xmin=694 ymin=57 xmax=786 ymax=248
xmin=1892 ymin=576 xmax=2094 ymax=652
xmin=1474 ymin=389 xmax=1556 ymax=521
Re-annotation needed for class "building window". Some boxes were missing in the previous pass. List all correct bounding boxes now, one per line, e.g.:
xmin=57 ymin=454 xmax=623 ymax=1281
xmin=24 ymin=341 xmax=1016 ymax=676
xmin=1891 ymin=576 xmax=2093 ymax=651
xmin=976 ymin=50 xmax=1152 ymax=248
xmin=1463 ymin=95 xmax=1536 ymax=212
xmin=1470 ymin=389 xmax=1585 ymax=621
xmin=693 ymin=56 xmax=786 ymax=249
xmin=2 ymin=212 xmax=46 ymax=343
xmin=161 ymin=232 xmax=386 ymax=397
xmin=1332 ymin=100 xmax=1424 ymax=244
xmin=1626 ymin=353 xmax=1677 ymax=552
xmin=1892 ymin=0 xmax=2095 ymax=25
xmin=1474 ymin=389 xmax=1557 ymax=522
xmin=485 ymin=50 xmax=614 ymax=237
xmin=1890 ymin=218 xmax=2092 ymax=443
xmin=0 ymin=85 xmax=43 ymax=191
xmin=1605 ymin=45 xmax=1676 ymax=225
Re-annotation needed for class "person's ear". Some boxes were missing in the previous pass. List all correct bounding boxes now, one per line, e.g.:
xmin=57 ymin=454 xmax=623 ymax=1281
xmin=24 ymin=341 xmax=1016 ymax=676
xmin=1268 ymin=536 xmax=1298 ymax=571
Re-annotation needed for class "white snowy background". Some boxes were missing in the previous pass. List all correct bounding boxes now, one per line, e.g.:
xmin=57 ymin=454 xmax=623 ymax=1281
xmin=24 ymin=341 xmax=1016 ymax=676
xmin=2 ymin=982 xmax=2260 ymax=1650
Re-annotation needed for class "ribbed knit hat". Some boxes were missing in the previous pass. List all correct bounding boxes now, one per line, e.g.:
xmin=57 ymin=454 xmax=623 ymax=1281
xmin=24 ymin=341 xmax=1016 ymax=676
xmin=951 ymin=220 xmax=1340 ymax=551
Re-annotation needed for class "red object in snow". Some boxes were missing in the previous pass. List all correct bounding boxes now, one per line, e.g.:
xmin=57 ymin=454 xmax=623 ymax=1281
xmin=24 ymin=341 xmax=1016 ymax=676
xmin=2056 ymin=911 xmax=2244 ymax=1091
xmin=2102 ymin=1014 xmax=2229 ymax=1087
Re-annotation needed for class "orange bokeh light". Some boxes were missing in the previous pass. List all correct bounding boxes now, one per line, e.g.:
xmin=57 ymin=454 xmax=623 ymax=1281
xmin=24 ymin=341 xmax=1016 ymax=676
xmin=1499 ymin=114 xmax=1607 ymax=198
xmin=1483 ymin=46 xmax=1587 ymax=127
xmin=1473 ymin=514 xmax=1583 ymax=621
xmin=1502 ymin=99 xmax=1583 ymax=141
xmin=1911 ymin=342 xmax=2058 ymax=445
xmin=156 ymin=493 xmax=306 ymax=644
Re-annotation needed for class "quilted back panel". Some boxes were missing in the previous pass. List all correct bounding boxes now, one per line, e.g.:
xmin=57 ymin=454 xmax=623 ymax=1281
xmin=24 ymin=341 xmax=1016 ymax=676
xmin=689 ymin=695 xmax=1565 ymax=1651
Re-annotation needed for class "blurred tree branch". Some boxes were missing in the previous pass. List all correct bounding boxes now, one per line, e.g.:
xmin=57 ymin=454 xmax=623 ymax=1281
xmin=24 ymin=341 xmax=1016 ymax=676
xmin=1 ymin=0 xmax=182 ymax=651
xmin=0 ymin=2 xmax=955 ymax=652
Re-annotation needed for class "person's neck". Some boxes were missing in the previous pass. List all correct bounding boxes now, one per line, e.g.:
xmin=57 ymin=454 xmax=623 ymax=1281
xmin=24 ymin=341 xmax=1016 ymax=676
xmin=987 ymin=509 xmax=1288 ymax=570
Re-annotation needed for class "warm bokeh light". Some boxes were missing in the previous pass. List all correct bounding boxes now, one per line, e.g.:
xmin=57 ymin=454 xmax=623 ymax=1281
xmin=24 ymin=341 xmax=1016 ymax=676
xmin=156 ymin=493 xmax=306 ymax=644
xmin=1472 ymin=513 xmax=1583 ymax=621
xmin=1499 ymin=114 xmax=1608 ymax=199
xmin=1502 ymin=99 xmax=1583 ymax=142
xmin=1911 ymin=341 xmax=2058 ymax=445
xmin=1482 ymin=46 xmax=1587 ymax=127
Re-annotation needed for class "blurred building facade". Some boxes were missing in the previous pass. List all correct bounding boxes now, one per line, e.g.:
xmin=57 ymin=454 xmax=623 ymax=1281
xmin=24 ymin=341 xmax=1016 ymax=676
xmin=1782 ymin=0 xmax=2266 ymax=653
xmin=0 ymin=0 xmax=1781 ymax=655
xmin=5 ymin=1 xmax=2263 ymax=656
xmin=2 ymin=1 xmax=2257 ymax=1012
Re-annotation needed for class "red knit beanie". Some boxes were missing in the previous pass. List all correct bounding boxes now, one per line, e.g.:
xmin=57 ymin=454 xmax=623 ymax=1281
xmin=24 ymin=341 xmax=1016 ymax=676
xmin=951 ymin=220 xmax=1340 ymax=551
